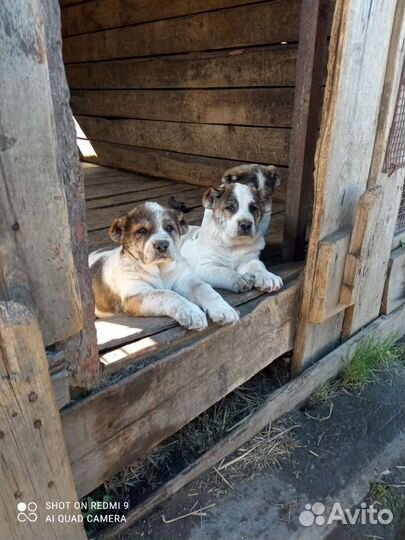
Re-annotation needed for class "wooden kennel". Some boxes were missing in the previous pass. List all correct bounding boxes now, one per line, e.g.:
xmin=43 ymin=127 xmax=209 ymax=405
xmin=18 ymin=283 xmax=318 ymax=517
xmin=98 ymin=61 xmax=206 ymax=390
xmin=1 ymin=0 xmax=405 ymax=538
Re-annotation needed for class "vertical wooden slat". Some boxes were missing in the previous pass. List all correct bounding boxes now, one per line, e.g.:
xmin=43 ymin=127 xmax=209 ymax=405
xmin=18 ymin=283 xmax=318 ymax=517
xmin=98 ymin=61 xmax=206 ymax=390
xmin=0 ymin=302 xmax=87 ymax=540
xmin=283 ymin=0 xmax=330 ymax=261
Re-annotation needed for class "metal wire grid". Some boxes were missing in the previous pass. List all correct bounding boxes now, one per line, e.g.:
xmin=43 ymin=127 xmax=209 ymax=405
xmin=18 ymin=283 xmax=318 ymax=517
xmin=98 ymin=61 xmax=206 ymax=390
xmin=395 ymin=182 xmax=405 ymax=235
xmin=384 ymin=61 xmax=405 ymax=235
xmin=384 ymin=62 xmax=405 ymax=173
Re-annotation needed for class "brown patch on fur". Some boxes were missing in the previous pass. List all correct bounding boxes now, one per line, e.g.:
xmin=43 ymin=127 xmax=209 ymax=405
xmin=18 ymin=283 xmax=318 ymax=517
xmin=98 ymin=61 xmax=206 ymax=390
xmin=109 ymin=203 xmax=188 ymax=267
xmin=203 ymin=184 xmax=263 ymax=225
xmin=90 ymin=256 xmax=121 ymax=315
xmin=122 ymin=295 xmax=144 ymax=316
xmin=221 ymin=164 xmax=281 ymax=199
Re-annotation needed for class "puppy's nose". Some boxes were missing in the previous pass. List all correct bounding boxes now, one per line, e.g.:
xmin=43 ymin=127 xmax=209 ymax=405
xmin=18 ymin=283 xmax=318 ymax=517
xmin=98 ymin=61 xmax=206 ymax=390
xmin=238 ymin=220 xmax=252 ymax=233
xmin=153 ymin=240 xmax=169 ymax=253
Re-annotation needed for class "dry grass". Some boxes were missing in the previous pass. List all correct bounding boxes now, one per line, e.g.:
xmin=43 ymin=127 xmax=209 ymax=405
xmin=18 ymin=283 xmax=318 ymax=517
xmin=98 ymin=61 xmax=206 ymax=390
xmin=103 ymin=366 xmax=296 ymax=498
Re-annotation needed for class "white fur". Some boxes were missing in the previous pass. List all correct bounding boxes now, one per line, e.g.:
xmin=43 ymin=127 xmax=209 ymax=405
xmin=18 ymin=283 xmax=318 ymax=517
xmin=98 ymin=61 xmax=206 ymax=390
xmin=180 ymin=184 xmax=283 ymax=293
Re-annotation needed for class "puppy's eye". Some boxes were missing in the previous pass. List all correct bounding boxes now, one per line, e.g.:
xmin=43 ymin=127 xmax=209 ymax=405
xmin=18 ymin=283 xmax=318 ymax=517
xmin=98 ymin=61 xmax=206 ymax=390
xmin=225 ymin=204 xmax=235 ymax=212
xmin=165 ymin=224 xmax=174 ymax=233
xmin=136 ymin=227 xmax=148 ymax=235
xmin=249 ymin=203 xmax=258 ymax=212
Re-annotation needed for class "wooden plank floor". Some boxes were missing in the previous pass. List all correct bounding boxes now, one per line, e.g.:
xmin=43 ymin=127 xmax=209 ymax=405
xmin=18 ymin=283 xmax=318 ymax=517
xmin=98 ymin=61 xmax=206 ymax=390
xmin=83 ymin=163 xmax=295 ymax=374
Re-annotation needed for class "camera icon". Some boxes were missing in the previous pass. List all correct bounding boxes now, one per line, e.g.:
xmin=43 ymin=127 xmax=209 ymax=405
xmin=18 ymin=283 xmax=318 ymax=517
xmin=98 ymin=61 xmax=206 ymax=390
xmin=17 ymin=502 xmax=38 ymax=523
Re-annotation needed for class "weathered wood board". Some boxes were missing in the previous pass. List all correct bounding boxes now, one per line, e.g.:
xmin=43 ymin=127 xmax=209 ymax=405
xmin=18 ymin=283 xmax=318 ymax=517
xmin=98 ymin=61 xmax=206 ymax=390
xmin=71 ymin=88 xmax=295 ymax=127
xmin=62 ymin=0 xmax=300 ymax=63
xmin=0 ymin=302 xmax=86 ymax=540
xmin=61 ymin=0 xmax=273 ymax=36
xmin=0 ymin=0 xmax=82 ymax=346
xmin=65 ymin=45 xmax=297 ymax=89
xmin=76 ymin=115 xmax=291 ymax=165
xmin=339 ymin=186 xmax=383 ymax=307
xmin=309 ymin=229 xmax=351 ymax=323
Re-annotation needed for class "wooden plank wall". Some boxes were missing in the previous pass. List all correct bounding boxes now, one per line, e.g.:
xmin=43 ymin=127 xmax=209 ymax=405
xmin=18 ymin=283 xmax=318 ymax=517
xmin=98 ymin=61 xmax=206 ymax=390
xmin=60 ymin=0 xmax=304 ymax=200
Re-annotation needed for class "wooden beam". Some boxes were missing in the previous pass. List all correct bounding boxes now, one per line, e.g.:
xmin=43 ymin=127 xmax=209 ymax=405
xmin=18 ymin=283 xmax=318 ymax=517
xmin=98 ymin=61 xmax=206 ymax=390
xmin=283 ymin=0 xmax=330 ymax=261
xmin=0 ymin=0 xmax=83 ymax=346
xmin=0 ymin=302 xmax=86 ymax=540
xmin=100 ymin=302 xmax=405 ymax=539
xmin=62 ymin=276 xmax=302 ymax=497
xmin=292 ymin=0 xmax=399 ymax=373
xmin=43 ymin=0 xmax=100 ymax=390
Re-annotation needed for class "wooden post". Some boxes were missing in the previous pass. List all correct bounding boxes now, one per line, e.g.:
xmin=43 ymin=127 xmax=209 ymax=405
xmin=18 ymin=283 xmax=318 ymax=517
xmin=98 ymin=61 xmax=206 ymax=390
xmin=282 ymin=0 xmax=330 ymax=261
xmin=0 ymin=0 xmax=83 ymax=346
xmin=42 ymin=0 xmax=100 ymax=392
xmin=341 ymin=0 xmax=405 ymax=338
xmin=0 ymin=302 xmax=87 ymax=540
xmin=292 ymin=0 xmax=399 ymax=373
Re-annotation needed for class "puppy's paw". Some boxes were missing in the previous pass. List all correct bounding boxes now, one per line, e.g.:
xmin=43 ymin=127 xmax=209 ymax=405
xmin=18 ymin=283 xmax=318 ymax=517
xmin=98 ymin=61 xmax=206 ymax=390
xmin=207 ymin=300 xmax=240 ymax=325
xmin=176 ymin=304 xmax=208 ymax=331
xmin=254 ymin=272 xmax=283 ymax=292
xmin=232 ymin=272 xmax=255 ymax=293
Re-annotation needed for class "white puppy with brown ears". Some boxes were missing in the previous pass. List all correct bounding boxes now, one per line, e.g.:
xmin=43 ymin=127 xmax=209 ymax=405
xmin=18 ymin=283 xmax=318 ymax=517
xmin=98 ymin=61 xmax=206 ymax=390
xmin=179 ymin=183 xmax=283 ymax=293
xmin=220 ymin=164 xmax=281 ymax=235
xmin=89 ymin=202 xmax=239 ymax=330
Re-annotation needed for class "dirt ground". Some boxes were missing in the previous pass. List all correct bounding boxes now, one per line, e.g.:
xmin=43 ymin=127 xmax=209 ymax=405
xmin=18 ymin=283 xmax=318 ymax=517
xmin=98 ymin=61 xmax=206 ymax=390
xmin=117 ymin=362 xmax=405 ymax=540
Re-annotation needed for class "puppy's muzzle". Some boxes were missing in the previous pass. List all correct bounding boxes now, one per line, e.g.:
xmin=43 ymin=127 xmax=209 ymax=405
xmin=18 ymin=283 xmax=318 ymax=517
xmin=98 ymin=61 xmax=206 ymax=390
xmin=153 ymin=239 xmax=169 ymax=254
xmin=238 ymin=219 xmax=253 ymax=236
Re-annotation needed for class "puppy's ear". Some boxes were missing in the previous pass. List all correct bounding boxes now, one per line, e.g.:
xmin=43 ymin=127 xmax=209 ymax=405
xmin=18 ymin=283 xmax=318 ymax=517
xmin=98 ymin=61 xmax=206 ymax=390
xmin=173 ymin=211 xmax=189 ymax=235
xmin=221 ymin=173 xmax=239 ymax=184
xmin=202 ymin=186 xmax=225 ymax=209
xmin=265 ymin=165 xmax=281 ymax=192
xmin=109 ymin=215 xmax=128 ymax=243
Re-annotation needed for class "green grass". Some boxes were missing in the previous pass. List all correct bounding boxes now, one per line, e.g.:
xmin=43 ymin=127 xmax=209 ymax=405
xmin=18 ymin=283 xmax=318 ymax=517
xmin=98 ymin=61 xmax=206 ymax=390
xmin=312 ymin=335 xmax=404 ymax=402
xmin=341 ymin=335 xmax=403 ymax=390
xmin=370 ymin=483 xmax=405 ymax=513
xmin=312 ymin=381 xmax=339 ymax=402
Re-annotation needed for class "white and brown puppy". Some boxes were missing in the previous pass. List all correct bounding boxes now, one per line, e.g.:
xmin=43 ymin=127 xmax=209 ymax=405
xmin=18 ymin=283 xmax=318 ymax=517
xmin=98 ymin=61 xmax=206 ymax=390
xmin=179 ymin=183 xmax=283 ymax=293
xmin=221 ymin=164 xmax=281 ymax=235
xmin=89 ymin=202 xmax=239 ymax=330
xmin=199 ymin=164 xmax=281 ymax=236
